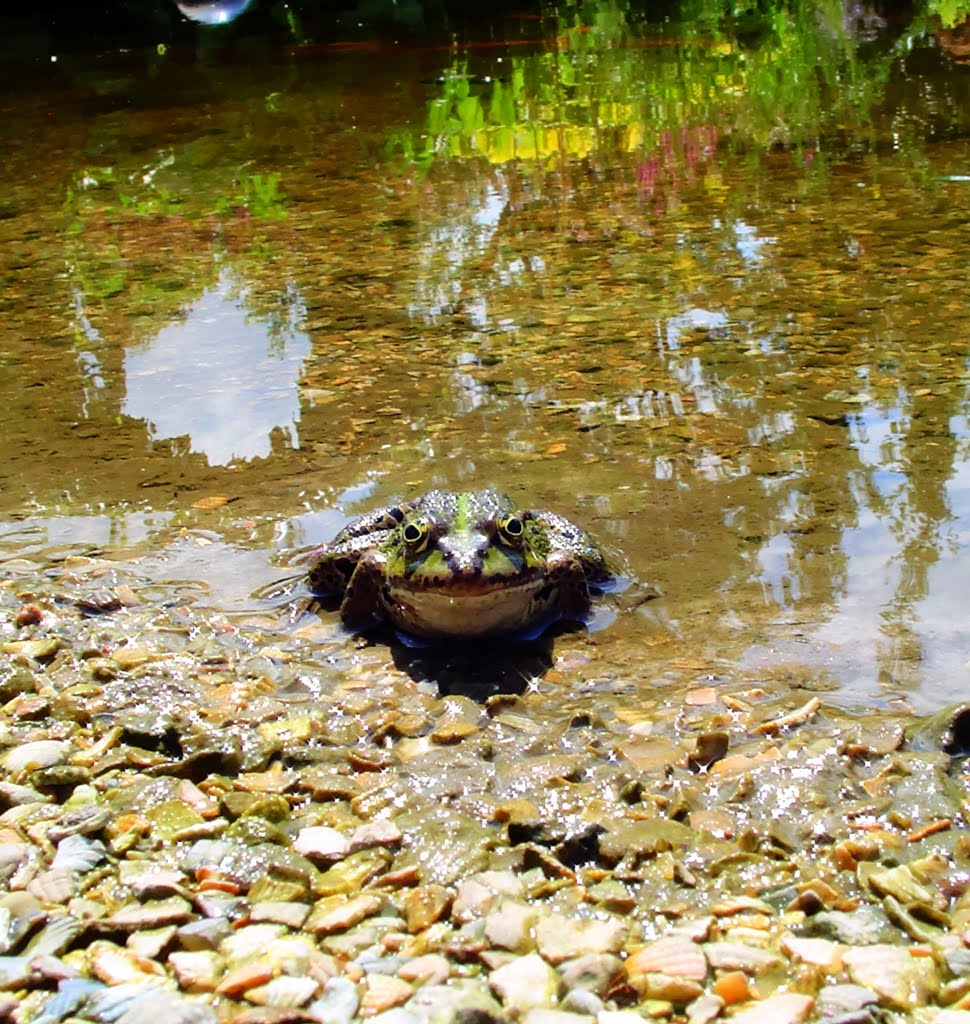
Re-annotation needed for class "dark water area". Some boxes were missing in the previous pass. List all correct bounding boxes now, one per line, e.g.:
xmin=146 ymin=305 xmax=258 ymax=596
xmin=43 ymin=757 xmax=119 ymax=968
xmin=2 ymin=0 xmax=970 ymax=718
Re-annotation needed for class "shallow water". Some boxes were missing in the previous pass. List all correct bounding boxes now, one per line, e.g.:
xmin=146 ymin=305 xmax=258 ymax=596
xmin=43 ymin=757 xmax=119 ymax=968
xmin=2 ymin=5 xmax=970 ymax=715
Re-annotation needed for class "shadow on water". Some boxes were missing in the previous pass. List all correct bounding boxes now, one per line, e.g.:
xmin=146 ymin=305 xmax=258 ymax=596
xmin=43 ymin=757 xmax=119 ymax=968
xmin=389 ymin=636 xmax=552 ymax=699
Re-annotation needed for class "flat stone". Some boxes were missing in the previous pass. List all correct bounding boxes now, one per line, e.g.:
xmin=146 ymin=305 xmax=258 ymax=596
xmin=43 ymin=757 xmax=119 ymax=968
xmin=250 ymin=901 xmax=311 ymax=929
xmin=489 ymin=952 xmax=560 ymax=1014
xmin=536 ymin=913 xmax=628 ymax=964
xmin=293 ymin=826 xmax=351 ymax=862
xmin=485 ymin=899 xmax=538 ymax=953
xmin=843 ymin=944 xmax=939 ymax=1010
xmin=558 ymin=954 xmax=622 ymax=997
xmin=729 ymin=993 xmax=814 ymax=1024
xmin=106 ymin=896 xmax=194 ymax=931
xmin=305 ymin=893 xmax=383 ymax=936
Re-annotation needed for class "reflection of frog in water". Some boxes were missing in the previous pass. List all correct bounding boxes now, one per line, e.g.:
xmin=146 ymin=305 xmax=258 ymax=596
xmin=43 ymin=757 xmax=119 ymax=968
xmin=308 ymin=489 xmax=614 ymax=642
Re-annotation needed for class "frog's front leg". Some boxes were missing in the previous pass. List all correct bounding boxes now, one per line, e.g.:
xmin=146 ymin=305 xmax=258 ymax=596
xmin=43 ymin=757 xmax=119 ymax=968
xmin=308 ymin=530 xmax=395 ymax=595
xmin=546 ymin=552 xmax=595 ymax=621
xmin=339 ymin=550 xmax=390 ymax=633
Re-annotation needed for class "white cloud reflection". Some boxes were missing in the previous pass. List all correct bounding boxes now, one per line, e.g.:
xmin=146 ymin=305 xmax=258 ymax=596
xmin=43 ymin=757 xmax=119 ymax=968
xmin=123 ymin=269 xmax=310 ymax=466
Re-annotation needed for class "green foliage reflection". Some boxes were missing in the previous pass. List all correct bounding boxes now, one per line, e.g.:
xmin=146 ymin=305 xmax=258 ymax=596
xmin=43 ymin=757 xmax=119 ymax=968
xmin=390 ymin=0 xmax=966 ymax=173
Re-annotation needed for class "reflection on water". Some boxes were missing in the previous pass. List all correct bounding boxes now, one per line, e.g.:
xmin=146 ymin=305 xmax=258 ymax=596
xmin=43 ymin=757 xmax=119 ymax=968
xmin=122 ymin=268 xmax=310 ymax=466
xmin=1 ymin=0 xmax=970 ymax=713
xmin=174 ymin=0 xmax=255 ymax=25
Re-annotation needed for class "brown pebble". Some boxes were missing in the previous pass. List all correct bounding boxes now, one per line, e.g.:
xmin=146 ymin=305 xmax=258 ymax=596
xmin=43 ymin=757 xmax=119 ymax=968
xmin=15 ymin=604 xmax=43 ymax=627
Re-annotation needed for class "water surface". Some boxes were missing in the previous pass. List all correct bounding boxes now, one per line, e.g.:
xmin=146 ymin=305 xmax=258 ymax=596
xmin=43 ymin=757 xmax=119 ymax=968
xmin=2 ymin=3 xmax=970 ymax=713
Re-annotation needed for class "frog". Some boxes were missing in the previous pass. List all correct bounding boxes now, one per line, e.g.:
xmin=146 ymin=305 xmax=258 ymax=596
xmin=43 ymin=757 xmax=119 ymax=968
xmin=307 ymin=489 xmax=615 ymax=642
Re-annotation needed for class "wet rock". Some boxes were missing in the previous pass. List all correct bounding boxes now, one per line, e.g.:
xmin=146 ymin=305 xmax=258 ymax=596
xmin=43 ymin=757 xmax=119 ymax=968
xmin=557 ymin=953 xmax=622 ymax=997
xmin=453 ymin=871 xmax=525 ymax=921
xmin=170 ymin=950 xmax=224 ymax=992
xmin=397 ymin=953 xmax=450 ymax=986
xmin=535 ymin=912 xmax=628 ymax=963
xmin=3 ymin=740 xmax=72 ymax=779
xmin=176 ymin=917 xmax=233 ymax=951
xmin=308 ymin=975 xmax=361 ymax=1024
xmin=306 ymin=893 xmax=383 ymax=936
xmin=626 ymin=935 xmax=707 ymax=986
xmin=114 ymin=985 xmax=219 ymax=1024
xmin=22 ymin=914 xmax=82 ymax=957
xmin=127 ymin=925 xmax=178 ymax=961
xmin=815 ymin=983 xmax=879 ymax=1019
xmin=351 ymin=819 xmax=404 ymax=851
xmin=293 ymin=825 xmax=351 ymax=862
xmin=87 ymin=939 xmax=168 ymax=984
xmin=485 ymin=899 xmax=538 ymax=953
xmin=842 ymin=944 xmax=939 ymax=1009
xmin=730 ymin=992 xmax=815 ymax=1024
xmin=249 ymin=974 xmax=320 ymax=1008
xmin=402 ymin=884 xmax=452 ymax=933
xmin=106 ymin=896 xmax=194 ymax=931
xmin=804 ymin=908 xmax=898 ymax=945
xmin=489 ymin=952 xmax=560 ymax=1014
xmin=404 ymin=979 xmax=506 ymax=1024
xmin=250 ymin=900 xmax=311 ymax=930
xmin=702 ymin=941 xmax=781 ymax=974
xmin=362 ymin=973 xmax=415 ymax=1015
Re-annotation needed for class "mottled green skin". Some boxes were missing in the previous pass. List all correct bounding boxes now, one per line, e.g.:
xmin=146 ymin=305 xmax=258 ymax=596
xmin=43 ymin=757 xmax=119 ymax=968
xmin=307 ymin=489 xmax=612 ymax=641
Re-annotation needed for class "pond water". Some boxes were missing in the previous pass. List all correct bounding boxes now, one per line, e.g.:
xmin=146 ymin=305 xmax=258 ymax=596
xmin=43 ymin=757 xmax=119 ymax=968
xmin=2 ymin=3 xmax=970 ymax=718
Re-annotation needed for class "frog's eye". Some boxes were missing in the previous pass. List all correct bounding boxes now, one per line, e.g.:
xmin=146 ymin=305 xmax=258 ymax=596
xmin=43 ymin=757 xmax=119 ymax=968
xmin=498 ymin=515 xmax=525 ymax=544
xmin=402 ymin=519 xmax=431 ymax=551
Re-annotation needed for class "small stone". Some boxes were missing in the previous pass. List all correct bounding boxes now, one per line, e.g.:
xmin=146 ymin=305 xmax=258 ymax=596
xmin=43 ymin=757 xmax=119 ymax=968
xmin=402 ymin=885 xmax=452 ymax=933
xmin=729 ymin=992 xmax=814 ymax=1024
xmin=250 ymin=901 xmax=311 ymax=929
xmin=351 ymin=820 xmax=404 ymax=851
xmin=248 ymin=974 xmax=320 ymax=1008
xmin=106 ymin=896 xmax=193 ymax=931
xmin=3 ymin=740 xmax=71 ymax=778
xmin=177 ymin=917 xmax=233 ymax=951
xmin=702 ymin=941 xmax=781 ymax=974
xmin=215 ymin=958 xmax=275 ymax=996
xmin=126 ymin=925 xmax=178 ymax=960
xmin=489 ymin=952 xmax=560 ymax=1014
xmin=170 ymin=949 xmax=224 ymax=992
xmin=294 ymin=825 xmax=351 ymax=862
xmin=306 ymin=893 xmax=383 ymax=936
xmin=88 ymin=939 xmax=167 ymax=984
xmin=558 ymin=954 xmax=622 ymax=997
xmin=843 ymin=944 xmax=939 ymax=1010
xmin=453 ymin=871 xmax=525 ymax=921
xmin=308 ymin=975 xmax=361 ymax=1024
xmin=361 ymin=973 xmax=414 ymax=1015
xmin=397 ymin=953 xmax=450 ymax=985
xmin=780 ymin=933 xmax=846 ymax=971
xmin=626 ymin=936 xmax=707 ymax=986
xmin=485 ymin=899 xmax=538 ymax=953
xmin=536 ymin=913 xmax=628 ymax=964
xmin=814 ymin=983 xmax=878 ymax=1018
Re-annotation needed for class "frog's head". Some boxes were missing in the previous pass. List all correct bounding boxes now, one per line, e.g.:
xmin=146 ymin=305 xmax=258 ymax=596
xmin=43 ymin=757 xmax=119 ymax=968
xmin=383 ymin=489 xmax=550 ymax=593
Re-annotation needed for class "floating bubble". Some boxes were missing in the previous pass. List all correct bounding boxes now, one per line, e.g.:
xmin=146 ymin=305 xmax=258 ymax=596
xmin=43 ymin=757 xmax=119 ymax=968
xmin=175 ymin=0 xmax=255 ymax=26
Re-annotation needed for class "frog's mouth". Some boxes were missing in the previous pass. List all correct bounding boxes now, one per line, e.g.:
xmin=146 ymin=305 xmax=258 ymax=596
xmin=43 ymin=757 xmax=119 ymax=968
xmin=387 ymin=576 xmax=555 ymax=639
xmin=394 ymin=571 xmax=546 ymax=596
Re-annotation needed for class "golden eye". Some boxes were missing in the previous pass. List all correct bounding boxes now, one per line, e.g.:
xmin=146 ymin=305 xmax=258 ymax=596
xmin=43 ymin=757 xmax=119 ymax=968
xmin=498 ymin=515 xmax=525 ymax=543
xmin=402 ymin=519 xmax=430 ymax=551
